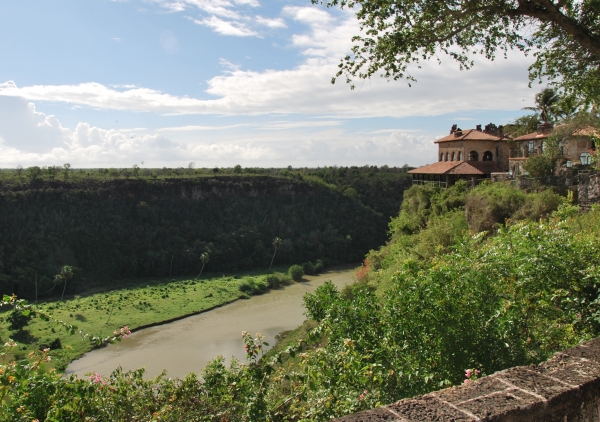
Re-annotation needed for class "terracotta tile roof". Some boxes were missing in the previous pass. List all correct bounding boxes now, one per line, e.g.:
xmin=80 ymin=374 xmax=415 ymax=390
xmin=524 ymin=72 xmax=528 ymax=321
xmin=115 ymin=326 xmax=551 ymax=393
xmin=407 ymin=161 xmax=461 ymax=174
xmin=573 ymin=126 xmax=600 ymax=137
xmin=408 ymin=161 xmax=502 ymax=175
xmin=435 ymin=129 xmax=504 ymax=144
xmin=513 ymin=132 xmax=550 ymax=141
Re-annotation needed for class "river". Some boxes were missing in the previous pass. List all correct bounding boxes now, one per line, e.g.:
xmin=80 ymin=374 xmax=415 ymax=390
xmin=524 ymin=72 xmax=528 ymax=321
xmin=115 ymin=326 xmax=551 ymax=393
xmin=65 ymin=265 xmax=356 ymax=379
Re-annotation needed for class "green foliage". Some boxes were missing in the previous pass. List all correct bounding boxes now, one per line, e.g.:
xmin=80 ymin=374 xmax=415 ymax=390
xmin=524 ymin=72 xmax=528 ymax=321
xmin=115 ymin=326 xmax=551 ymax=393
xmin=288 ymin=265 xmax=304 ymax=282
xmin=303 ymin=280 xmax=339 ymax=322
xmin=464 ymin=183 xmax=562 ymax=233
xmin=523 ymin=155 xmax=556 ymax=178
xmin=238 ymin=277 xmax=270 ymax=295
xmin=324 ymin=0 xmax=600 ymax=103
xmin=7 ymin=308 xmax=31 ymax=331
xmin=0 ymin=176 xmax=390 ymax=299
xmin=1 ymin=189 xmax=599 ymax=421
xmin=504 ymin=113 xmax=541 ymax=138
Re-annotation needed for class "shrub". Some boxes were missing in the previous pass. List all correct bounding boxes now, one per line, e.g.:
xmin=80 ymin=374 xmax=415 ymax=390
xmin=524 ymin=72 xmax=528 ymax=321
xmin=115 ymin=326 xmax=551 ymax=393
xmin=238 ymin=278 xmax=269 ymax=295
xmin=465 ymin=183 xmax=526 ymax=232
xmin=7 ymin=308 xmax=31 ymax=331
xmin=302 ymin=262 xmax=316 ymax=275
xmin=288 ymin=265 xmax=304 ymax=282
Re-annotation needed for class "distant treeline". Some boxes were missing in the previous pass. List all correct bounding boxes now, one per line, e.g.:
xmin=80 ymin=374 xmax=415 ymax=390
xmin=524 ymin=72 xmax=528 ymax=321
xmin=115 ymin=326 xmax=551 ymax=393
xmin=0 ymin=168 xmax=412 ymax=299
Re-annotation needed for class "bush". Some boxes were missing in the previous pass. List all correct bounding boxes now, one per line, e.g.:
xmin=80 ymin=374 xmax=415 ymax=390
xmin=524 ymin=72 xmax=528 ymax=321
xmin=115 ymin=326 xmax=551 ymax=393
xmin=465 ymin=183 xmax=526 ymax=232
xmin=238 ymin=278 xmax=269 ymax=295
xmin=302 ymin=262 xmax=316 ymax=275
xmin=264 ymin=272 xmax=291 ymax=288
xmin=288 ymin=265 xmax=304 ymax=282
xmin=7 ymin=308 xmax=31 ymax=331
xmin=522 ymin=155 xmax=556 ymax=178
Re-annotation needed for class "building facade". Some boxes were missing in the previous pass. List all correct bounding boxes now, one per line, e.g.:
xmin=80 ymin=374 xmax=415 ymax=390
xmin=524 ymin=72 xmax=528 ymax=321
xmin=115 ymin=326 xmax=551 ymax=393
xmin=409 ymin=124 xmax=510 ymax=186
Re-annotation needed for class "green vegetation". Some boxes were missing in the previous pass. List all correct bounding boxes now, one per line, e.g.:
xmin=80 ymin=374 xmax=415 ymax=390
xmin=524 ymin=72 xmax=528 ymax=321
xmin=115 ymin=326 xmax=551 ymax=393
xmin=2 ymin=182 xmax=599 ymax=421
xmin=288 ymin=265 xmax=304 ymax=282
xmin=0 ymin=266 xmax=304 ymax=370
xmin=325 ymin=0 xmax=600 ymax=102
xmin=0 ymin=168 xmax=411 ymax=300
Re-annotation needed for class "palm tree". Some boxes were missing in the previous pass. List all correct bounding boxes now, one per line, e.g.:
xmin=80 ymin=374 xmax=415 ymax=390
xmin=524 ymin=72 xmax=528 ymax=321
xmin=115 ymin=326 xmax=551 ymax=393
xmin=523 ymin=88 xmax=560 ymax=123
xmin=269 ymin=237 xmax=282 ymax=270
xmin=57 ymin=266 xmax=74 ymax=301
xmin=198 ymin=252 xmax=210 ymax=278
xmin=555 ymin=95 xmax=584 ymax=121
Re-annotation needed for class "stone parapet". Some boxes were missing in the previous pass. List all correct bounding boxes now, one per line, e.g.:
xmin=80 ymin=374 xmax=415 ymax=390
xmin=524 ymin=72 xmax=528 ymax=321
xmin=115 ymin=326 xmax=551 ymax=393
xmin=333 ymin=338 xmax=600 ymax=421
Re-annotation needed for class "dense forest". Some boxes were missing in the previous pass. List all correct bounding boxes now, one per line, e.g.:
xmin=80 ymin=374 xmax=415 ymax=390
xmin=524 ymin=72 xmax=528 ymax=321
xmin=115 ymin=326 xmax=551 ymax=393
xmin=0 ymin=166 xmax=412 ymax=299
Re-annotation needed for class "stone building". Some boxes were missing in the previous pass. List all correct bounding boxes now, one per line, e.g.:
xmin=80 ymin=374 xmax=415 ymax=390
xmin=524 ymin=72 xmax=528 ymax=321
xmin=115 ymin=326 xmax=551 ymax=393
xmin=508 ymin=123 xmax=597 ymax=176
xmin=408 ymin=124 xmax=510 ymax=187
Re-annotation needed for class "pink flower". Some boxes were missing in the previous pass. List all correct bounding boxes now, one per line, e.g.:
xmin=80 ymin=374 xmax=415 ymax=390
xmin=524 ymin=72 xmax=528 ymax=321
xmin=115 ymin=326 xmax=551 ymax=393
xmin=464 ymin=379 xmax=469 ymax=384
xmin=475 ymin=369 xmax=481 ymax=375
xmin=465 ymin=369 xmax=472 ymax=378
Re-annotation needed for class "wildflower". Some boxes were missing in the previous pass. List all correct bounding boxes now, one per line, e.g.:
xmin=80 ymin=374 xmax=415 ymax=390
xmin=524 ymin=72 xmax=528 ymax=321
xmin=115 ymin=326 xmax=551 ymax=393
xmin=8 ymin=376 xmax=15 ymax=383
xmin=241 ymin=331 xmax=248 ymax=337
xmin=465 ymin=369 xmax=472 ymax=378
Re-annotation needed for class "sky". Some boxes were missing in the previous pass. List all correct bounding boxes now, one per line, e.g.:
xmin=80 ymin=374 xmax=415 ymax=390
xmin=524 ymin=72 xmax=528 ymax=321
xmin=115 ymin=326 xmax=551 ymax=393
xmin=0 ymin=0 xmax=541 ymax=168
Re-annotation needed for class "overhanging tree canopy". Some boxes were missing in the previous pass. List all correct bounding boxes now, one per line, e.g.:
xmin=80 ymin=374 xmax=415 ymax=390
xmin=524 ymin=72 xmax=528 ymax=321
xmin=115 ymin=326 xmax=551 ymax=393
xmin=322 ymin=0 xmax=600 ymax=102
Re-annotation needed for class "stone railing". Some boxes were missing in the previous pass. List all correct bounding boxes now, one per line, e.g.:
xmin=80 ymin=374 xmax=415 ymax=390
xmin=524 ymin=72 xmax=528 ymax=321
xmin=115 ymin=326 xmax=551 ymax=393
xmin=333 ymin=337 xmax=600 ymax=421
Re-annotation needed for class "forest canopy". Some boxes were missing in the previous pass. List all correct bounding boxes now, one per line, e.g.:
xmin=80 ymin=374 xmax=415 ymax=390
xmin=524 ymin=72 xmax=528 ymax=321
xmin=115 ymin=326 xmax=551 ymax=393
xmin=324 ymin=0 xmax=600 ymax=102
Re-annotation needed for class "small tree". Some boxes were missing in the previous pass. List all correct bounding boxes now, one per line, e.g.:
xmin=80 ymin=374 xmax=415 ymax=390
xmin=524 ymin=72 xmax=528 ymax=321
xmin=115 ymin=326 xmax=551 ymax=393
xmin=523 ymin=155 xmax=556 ymax=178
xmin=27 ymin=166 xmax=42 ymax=181
xmin=132 ymin=164 xmax=140 ymax=177
xmin=198 ymin=252 xmax=209 ymax=278
xmin=7 ymin=308 xmax=31 ymax=331
xmin=63 ymin=163 xmax=71 ymax=181
xmin=269 ymin=237 xmax=282 ymax=270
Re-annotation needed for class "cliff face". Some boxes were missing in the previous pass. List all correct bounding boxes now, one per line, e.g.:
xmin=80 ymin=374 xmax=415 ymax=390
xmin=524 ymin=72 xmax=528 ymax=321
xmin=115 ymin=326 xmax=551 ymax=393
xmin=0 ymin=177 xmax=388 ymax=298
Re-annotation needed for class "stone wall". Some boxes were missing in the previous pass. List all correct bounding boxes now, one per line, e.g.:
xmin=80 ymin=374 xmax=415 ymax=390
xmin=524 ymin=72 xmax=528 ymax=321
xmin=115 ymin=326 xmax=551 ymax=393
xmin=333 ymin=337 xmax=600 ymax=421
xmin=579 ymin=173 xmax=600 ymax=212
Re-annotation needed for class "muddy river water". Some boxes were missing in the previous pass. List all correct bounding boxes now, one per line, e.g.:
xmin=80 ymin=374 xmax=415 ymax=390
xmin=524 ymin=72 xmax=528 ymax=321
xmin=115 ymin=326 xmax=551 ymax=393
xmin=65 ymin=265 xmax=356 ymax=379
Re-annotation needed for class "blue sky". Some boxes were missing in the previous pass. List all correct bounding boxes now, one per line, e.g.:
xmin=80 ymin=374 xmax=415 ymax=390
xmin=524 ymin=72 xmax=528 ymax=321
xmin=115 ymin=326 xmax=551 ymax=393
xmin=0 ymin=0 xmax=539 ymax=168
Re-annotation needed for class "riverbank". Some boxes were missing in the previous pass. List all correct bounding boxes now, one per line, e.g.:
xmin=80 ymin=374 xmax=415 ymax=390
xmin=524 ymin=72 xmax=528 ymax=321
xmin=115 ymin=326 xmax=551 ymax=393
xmin=65 ymin=264 xmax=357 ymax=379
xmin=0 ymin=268 xmax=296 ymax=371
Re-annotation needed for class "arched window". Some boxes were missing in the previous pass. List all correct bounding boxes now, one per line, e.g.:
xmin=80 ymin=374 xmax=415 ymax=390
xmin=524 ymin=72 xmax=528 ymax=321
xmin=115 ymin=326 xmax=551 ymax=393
xmin=483 ymin=151 xmax=493 ymax=161
xmin=468 ymin=151 xmax=478 ymax=161
xmin=458 ymin=151 xmax=462 ymax=161
xmin=440 ymin=153 xmax=443 ymax=162
xmin=581 ymin=152 xmax=592 ymax=165
xmin=451 ymin=152 xmax=455 ymax=161
xmin=445 ymin=152 xmax=449 ymax=161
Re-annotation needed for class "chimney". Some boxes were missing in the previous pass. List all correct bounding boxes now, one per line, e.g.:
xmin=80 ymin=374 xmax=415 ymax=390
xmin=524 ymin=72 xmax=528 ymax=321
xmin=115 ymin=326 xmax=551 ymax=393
xmin=537 ymin=122 xmax=553 ymax=134
xmin=498 ymin=125 xmax=504 ymax=137
xmin=450 ymin=124 xmax=458 ymax=134
xmin=454 ymin=129 xmax=463 ymax=137
xmin=476 ymin=124 xmax=482 ymax=131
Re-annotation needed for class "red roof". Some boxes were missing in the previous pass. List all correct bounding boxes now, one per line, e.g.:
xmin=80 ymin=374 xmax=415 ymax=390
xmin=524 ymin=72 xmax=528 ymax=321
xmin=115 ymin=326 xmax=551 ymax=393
xmin=408 ymin=161 xmax=502 ymax=175
xmin=435 ymin=129 xmax=504 ymax=144
xmin=513 ymin=132 xmax=550 ymax=141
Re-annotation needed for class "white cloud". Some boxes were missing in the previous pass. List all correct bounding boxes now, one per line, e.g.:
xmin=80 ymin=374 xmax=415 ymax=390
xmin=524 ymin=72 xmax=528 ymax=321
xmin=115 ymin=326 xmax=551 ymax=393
xmin=193 ymin=16 xmax=257 ymax=36
xmin=0 ymin=96 xmax=438 ymax=168
xmin=0 ymin=8 xmax=535 ymax=119
xmin=255 ymin=16 xmax=286 ymax=28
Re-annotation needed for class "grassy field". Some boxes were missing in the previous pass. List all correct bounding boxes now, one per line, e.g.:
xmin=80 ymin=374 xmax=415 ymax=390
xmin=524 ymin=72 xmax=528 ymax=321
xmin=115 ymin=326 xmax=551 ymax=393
xmin=0 ymin=269 xmax=292 ymax=371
